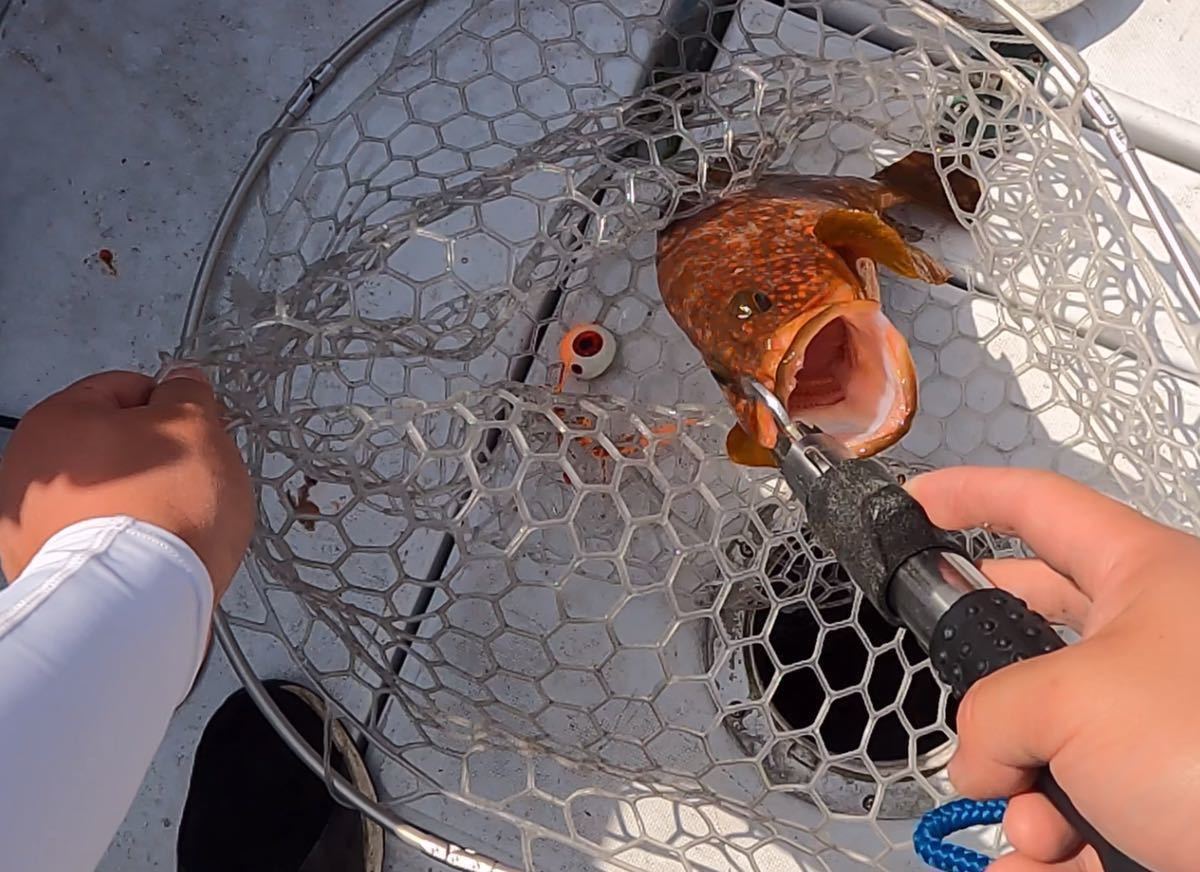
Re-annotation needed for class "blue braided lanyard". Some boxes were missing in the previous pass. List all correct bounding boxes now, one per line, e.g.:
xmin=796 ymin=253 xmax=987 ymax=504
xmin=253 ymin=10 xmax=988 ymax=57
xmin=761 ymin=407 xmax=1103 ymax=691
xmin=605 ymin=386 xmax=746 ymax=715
xmin=913 ymin=798 xmax=1007 ymax=872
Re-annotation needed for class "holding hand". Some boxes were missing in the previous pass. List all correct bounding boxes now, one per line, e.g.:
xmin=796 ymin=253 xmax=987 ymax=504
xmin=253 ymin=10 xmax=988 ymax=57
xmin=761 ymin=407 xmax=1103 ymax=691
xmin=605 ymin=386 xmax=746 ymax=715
xmin=0 ymin=369 xmax=253 ymax=599
xmin=908 ymin=467 xmax=1200 ymax=872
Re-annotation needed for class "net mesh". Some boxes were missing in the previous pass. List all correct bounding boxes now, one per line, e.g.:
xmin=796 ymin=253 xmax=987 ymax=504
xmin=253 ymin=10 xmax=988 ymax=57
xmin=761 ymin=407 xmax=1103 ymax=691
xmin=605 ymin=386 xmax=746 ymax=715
xmin=182 ymin=0 xmax=1200 ymax=868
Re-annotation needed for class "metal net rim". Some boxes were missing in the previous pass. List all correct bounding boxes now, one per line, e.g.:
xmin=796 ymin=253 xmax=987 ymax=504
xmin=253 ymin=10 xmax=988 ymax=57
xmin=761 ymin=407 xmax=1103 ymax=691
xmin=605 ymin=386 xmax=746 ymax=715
xmin=186 ymin=0 xmax=1200 ymax=869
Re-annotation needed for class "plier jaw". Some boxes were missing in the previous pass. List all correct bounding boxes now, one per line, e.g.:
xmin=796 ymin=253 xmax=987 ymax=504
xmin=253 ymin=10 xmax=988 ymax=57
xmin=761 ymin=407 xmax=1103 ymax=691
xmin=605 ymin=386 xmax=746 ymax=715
xmin=737 ymin=377 xmax=851 ymax=490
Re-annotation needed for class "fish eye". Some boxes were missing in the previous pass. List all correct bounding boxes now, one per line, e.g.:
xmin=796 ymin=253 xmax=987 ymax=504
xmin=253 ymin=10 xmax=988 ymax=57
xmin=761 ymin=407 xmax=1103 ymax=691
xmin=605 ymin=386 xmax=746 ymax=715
xmin=730 ymin=291 xmax=772 ymax=319
xmin=730 ymin=292 xmax=755 ymax=320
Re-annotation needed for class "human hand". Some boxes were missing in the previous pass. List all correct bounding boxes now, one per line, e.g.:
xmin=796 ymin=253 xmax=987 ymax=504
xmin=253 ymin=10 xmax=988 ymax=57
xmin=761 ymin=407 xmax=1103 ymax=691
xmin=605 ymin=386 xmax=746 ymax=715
xmin=907 ymin=466 xmax=1200 ymax=872
xmin=0 ymin=369 xmax=253 ymax=600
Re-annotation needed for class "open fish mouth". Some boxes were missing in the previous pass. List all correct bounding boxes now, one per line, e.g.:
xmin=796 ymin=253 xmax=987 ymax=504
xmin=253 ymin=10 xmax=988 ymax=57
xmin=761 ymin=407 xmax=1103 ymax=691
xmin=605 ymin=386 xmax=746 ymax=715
xmin=772 ymin=300 xmax=916 ymax=455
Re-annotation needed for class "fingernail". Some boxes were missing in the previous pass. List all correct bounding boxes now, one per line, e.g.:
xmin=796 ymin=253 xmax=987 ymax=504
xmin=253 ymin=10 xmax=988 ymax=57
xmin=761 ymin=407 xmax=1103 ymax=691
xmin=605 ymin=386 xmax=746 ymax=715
xmin=157 ymin=364 xmax=211 ymax=386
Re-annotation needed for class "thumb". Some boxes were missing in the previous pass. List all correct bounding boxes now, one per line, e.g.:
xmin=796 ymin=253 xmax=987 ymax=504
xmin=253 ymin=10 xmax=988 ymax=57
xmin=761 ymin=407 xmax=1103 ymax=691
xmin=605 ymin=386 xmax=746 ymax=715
xmin=949 ymin=644 xmax=1082 ymax=800
xmin=47 ymin=370 xmax=156 ymax=410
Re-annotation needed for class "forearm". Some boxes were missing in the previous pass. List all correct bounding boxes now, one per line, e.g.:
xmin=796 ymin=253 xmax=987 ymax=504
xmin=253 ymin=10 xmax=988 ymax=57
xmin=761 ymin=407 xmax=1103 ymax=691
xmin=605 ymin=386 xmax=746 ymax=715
xmin=0 ymin=517 xmax=212 ymax=872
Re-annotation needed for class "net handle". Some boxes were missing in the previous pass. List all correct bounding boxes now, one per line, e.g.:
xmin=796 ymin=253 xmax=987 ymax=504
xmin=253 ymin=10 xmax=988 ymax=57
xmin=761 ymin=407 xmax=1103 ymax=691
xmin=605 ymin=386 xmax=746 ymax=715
xmin=981 ymin=0 xmax=1200 ymax=315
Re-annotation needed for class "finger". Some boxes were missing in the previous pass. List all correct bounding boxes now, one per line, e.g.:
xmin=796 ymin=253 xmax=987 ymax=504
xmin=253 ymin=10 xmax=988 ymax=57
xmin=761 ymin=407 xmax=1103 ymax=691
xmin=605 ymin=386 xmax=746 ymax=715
xmin=979 ymin=558 xmax=1091 ymax=632
xmin=989 ymin=845 xmax=1101 ymax=872
xmin=48 ymin=371 xmax=156 ymax=409
xmin=948 ymin=650 xmax=1080 ymax=799
xmin=147 ymin=367 xmax=219 ymax=412
xmin=1003 ymin=791 xmax=1083 ymax=863
xmin=906 ymin=467 xmax=1165 ymax=597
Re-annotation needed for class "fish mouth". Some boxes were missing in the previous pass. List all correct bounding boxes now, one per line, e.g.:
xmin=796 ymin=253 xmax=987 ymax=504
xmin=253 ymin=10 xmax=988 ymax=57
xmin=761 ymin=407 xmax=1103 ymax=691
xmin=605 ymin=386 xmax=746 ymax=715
xmin=768 ymin=301 xmax=917 ymax=455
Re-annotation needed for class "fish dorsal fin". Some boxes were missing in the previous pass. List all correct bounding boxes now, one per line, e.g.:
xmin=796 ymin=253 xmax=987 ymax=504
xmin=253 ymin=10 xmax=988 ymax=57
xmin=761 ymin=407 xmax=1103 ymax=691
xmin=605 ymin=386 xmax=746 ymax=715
xmin=812 ymin=208 xmax=951 ymax=286
xmin=873 ymin=151 xmax=982 ymax=216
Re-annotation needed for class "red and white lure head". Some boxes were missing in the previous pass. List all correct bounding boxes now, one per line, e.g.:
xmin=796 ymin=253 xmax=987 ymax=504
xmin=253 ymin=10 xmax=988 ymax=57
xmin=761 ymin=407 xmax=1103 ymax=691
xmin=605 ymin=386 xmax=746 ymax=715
xmin=558 ymin=324 xmax=616 ymax=385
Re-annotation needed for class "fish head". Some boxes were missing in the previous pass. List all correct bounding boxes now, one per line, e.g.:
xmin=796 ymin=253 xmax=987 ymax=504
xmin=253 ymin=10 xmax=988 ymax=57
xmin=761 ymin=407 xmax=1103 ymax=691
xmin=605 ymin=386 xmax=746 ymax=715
xmin=657 ymin=186 xmax=940 ymax=467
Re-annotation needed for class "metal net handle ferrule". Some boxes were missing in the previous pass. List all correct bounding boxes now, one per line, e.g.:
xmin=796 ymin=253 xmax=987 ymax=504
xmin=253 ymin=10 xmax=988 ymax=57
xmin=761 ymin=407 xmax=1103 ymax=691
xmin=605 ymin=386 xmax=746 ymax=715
xmin=212 ymin=613 xmax=522 ymax=872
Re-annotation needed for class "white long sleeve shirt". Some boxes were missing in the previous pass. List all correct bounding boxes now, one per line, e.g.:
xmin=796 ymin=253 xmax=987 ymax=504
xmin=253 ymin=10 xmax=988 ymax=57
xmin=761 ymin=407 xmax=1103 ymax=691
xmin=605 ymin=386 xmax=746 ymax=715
xmin=0 ymin=517 xmax=213 ymax=872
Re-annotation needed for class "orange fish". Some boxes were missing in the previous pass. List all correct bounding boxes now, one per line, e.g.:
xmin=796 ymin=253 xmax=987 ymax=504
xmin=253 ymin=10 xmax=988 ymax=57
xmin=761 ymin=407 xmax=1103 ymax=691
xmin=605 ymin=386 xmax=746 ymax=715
xmin=656 ymin=154 xmax=977 ymax=467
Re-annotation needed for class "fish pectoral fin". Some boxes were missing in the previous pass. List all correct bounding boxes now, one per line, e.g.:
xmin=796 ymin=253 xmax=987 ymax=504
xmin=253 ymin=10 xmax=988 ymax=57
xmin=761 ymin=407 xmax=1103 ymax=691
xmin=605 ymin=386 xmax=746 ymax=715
xmin=813 ymin=208 xmax=952 ymax=286
xmin=726 ymin=423 xmax=778 ymax=468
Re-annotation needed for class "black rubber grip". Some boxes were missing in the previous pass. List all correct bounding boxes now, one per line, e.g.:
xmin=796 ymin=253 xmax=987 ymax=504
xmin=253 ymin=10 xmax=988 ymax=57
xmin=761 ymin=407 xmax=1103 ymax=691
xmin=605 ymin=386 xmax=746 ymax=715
xmin=805 ymin=458 xmax=968 ymax=622
xmin=930 ymin=588 xmax=1064 ymax=697
xmin=930 ymin=588 xmax=1148 ymax=872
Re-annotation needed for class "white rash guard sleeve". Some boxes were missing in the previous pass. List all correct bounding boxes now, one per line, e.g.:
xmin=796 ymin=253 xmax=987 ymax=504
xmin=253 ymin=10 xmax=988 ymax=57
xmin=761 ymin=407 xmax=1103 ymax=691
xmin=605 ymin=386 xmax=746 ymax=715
xmin=0 ymin=517 xmax=213 ymax=872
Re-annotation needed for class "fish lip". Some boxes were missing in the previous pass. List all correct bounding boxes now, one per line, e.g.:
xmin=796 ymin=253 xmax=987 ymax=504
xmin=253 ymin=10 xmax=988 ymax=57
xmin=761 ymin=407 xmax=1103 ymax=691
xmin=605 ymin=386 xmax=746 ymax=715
xmin=726 ymin=307 xmax=828 ymax=452
xmin=724 ymin=308 xmax=822 ymax=451
xmin=734 ymin=304 xmax=838 ymax=446
xmin=749 ymin=301 xmax=916 ymax=455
